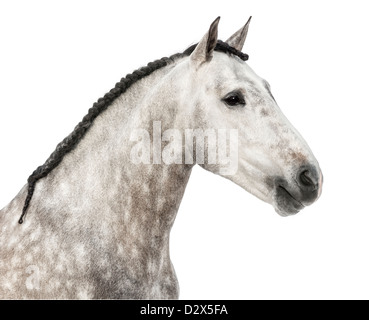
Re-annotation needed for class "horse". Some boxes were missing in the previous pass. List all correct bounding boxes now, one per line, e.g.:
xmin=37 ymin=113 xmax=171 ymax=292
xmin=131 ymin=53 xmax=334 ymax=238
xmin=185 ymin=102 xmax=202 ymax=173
xmin=0 ymin=17 xmax=323 ymax=299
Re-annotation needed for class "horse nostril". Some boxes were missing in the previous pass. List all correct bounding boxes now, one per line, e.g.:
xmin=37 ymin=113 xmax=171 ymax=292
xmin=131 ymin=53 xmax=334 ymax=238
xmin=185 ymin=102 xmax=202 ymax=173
xmin=296 ymin=166 xmax=322 ymax=204
xmin=298 ymin=167 xmax=320 ymax=191
xmin=299 ymin=170 xmax=315 ymax=187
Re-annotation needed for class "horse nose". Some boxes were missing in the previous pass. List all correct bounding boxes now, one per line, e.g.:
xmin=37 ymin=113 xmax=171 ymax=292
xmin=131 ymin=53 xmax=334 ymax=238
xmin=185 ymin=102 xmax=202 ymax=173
xmin=296 ymin=165 xmax=323 ymax=205
xmin=297 ymin=165 xmax=322 ymax=203
xmin=299 ymin=169 xmax=318 ymax=190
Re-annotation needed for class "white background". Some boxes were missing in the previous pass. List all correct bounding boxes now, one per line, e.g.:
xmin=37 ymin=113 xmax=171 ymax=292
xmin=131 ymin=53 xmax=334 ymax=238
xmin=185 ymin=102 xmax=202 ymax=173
xmin=0 ymin=0 xmax=368 ymax=299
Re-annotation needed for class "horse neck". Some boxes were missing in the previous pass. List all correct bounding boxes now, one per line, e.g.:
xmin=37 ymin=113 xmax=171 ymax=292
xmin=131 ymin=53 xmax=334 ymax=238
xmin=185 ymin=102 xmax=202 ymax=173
xmin=32 ymin=57 xmax=193 ymax=245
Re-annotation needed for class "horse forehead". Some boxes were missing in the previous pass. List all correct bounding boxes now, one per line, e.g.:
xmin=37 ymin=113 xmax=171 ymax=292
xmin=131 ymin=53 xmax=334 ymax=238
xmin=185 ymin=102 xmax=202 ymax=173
xmin=210 ymin=53 xmax=261 ymax=85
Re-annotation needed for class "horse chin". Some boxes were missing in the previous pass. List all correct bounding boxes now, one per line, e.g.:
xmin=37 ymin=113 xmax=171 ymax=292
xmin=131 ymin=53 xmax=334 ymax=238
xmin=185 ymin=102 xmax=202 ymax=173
xmin=274 ymin=207 xmax=301 ymax=217
xmin=273 ymin=185 xmax=305 ymax=217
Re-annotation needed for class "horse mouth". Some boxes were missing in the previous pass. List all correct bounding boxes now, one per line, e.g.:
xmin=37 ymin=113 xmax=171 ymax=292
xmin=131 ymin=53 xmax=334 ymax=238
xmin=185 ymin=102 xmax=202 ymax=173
xmin=275 ymin=186 xmax=305 ymax=216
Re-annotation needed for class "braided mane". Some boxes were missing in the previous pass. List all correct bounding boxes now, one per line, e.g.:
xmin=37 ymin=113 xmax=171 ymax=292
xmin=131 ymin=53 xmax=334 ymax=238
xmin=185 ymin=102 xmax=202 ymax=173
xmin=19 ymin=40 xmax=248 ymax=224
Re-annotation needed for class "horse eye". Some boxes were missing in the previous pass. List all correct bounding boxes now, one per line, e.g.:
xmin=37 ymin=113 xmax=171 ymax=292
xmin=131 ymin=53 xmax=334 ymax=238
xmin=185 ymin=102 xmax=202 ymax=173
xmin=222 ymin=92 xmax=246 ymax=107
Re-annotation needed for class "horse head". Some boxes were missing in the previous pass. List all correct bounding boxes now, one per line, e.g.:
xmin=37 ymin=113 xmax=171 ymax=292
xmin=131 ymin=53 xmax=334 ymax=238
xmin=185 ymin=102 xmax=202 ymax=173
xmin=183 ymin=17 xmax=323 ymax=216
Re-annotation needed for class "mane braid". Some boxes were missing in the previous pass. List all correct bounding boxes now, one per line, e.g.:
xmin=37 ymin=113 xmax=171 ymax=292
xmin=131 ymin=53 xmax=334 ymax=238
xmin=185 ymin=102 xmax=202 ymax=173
xmin=18 ymin=40 xmax=249 ymax=224
xmin=183 ymin=40 xmax=249 ymax=61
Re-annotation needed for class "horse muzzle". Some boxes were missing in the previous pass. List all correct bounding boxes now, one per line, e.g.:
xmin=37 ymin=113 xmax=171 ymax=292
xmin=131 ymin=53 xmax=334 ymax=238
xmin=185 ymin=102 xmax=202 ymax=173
xmin=273 ymin=164 xmax=323 ymax=216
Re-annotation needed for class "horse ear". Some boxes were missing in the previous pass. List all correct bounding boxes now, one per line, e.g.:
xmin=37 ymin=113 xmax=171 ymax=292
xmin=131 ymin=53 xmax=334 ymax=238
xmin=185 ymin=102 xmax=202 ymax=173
xmin=190 ymin=17 xmax=220 ymax=68
xmin=226 ymin=16 xmax=252 ymax=51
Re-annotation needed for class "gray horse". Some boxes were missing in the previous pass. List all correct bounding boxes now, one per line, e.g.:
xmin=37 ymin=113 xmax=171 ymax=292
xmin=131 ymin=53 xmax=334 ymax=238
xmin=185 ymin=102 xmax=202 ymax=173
xmin=0 ymin=17 xmax=322 ymax=299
